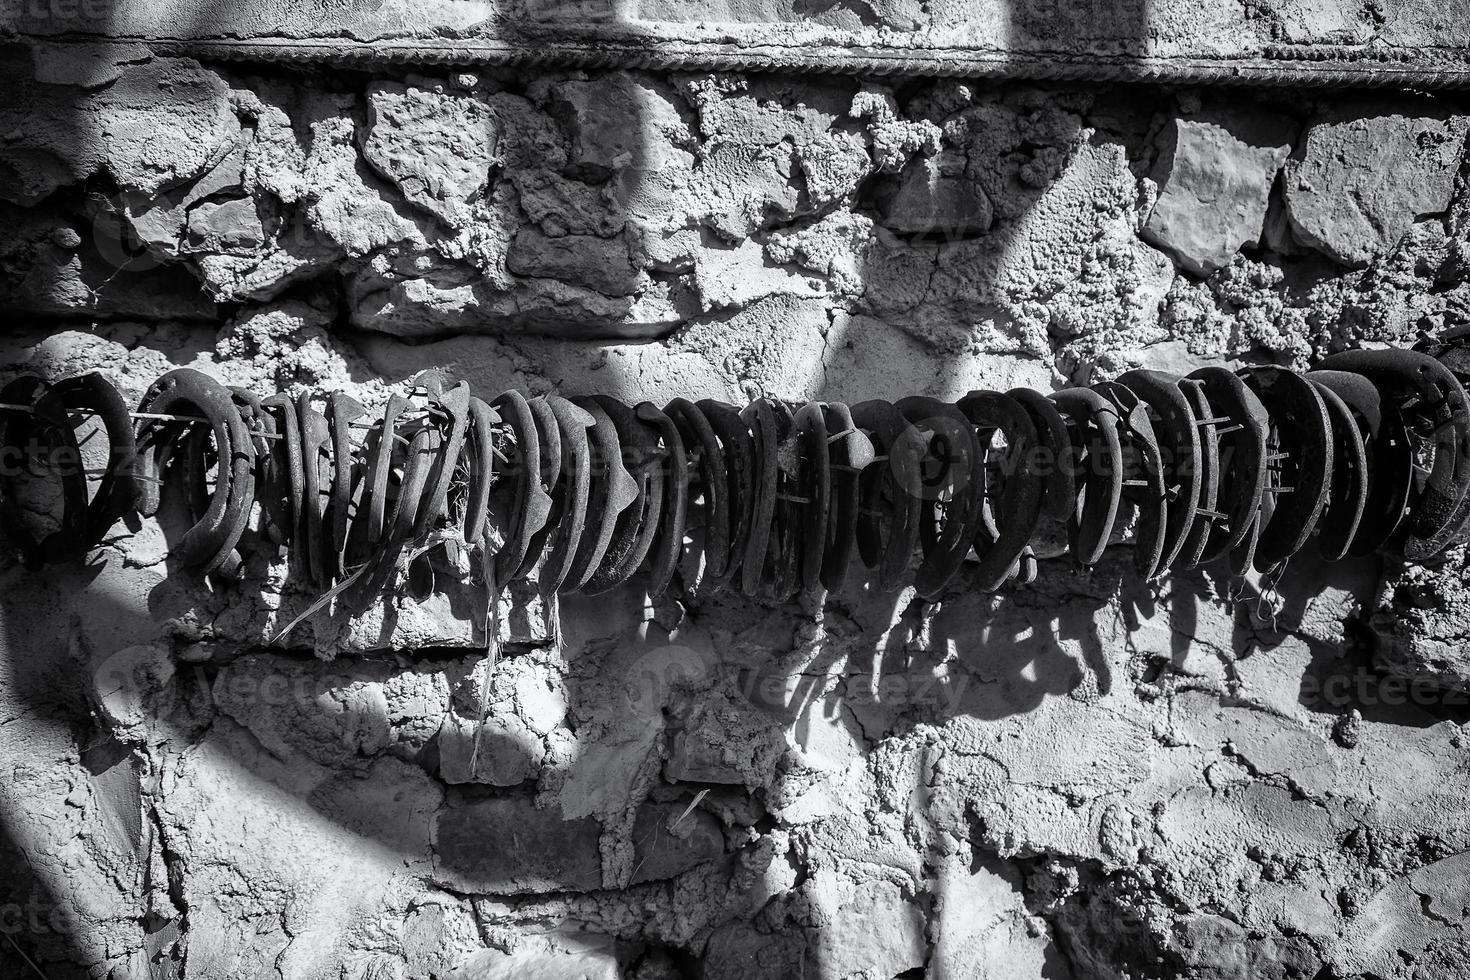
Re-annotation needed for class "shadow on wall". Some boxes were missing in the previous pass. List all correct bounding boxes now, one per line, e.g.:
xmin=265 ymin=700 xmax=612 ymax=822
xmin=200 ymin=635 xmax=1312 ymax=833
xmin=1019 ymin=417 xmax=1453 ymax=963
xmin=0 ymin=2 xmax=216 ymax=973
xmin=0 ymin=0 xmax=1223 ymax=977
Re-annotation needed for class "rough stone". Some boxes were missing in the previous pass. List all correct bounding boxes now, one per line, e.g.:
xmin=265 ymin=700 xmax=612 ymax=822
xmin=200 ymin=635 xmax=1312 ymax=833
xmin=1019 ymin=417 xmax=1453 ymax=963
xmin=1370 ymin=555 xmax=1470 ymax=690
xmin=433 ymin=796 xmax=603 ymax=894
xmin=665 ymin=710 xmax=761 ymax=785
xmin=1333 ymin=851 xmax=1470 ymax=976
xmin=703 ymin=923 xmax=809 ymax=980
xmin=1142 ymin=110 xmax=1295 ymax=276
xmin=805 ymin=870 xmax=927 ymax=980
xmin=0 ymin=48 xmax=104 ymax=204
xmin=211 ymin=655 xmax=396 ymax=769
xmin=363 ymin=81 xmax=500 ymax=227
xmin=438 ymin=713 xmax=546 ymax=786
xmin=186 ymin=198 xmax=266 ymax=253
xmin=445 ymin=945 xmax=620 ymax=980
xmin=550 ymin=74 xmax=693 ymax=183
xmin=0 ymin=206 xmax=221 ymax=320
xmin=398 ymin=901 xmax=487 ymax=978
xmin=101 ymin=58 xmax=240 ymax=196
xmin=507 ymin=229 xmax=642 ymax=296
xmin=1285 ymin=101 xmax=1469 ymax=267
xmin=0 ymin=51 xmax=237 ymax=205
xmin=850 ymin=86 xmax=942 ymax=172
xmin=628 ymin=801 xmax=726 ymax=884
xmin=952 ymin=94 xmax=1086 ymax=224
xmin=930 ymin=856 xmax=1064 ymax=979
xmin=874 ymin=149 xmax=994 ymax=237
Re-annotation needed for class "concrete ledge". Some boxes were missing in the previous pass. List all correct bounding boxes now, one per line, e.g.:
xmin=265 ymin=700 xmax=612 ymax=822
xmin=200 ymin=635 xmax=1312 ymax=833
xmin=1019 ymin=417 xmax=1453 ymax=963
xmin=5 ymin=0 xmax=1470 ymax=87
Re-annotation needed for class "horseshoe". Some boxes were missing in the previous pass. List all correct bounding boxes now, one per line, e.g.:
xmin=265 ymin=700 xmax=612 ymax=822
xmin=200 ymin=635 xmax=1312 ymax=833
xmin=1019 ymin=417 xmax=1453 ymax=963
xmin=34 ymin=373 xmax=139 ymax=552
xmin=137 ymin=369 xmax=254 ymax=574
xmin=1007 ymin=388 xmax=1076 ymax=523
xmin=699 ymin=400 xmax=754 ymax=585
xmin=342 ymin=467 xmax=371 ymax=578
xmin=819 ymin=402 xmax=874 ymax=592
xmin=544 ymin=395 xmax=595 ymax=595
xmin=295 ymin=391 xmax=332 ymax=587
xmin=339 ymin=425 xmax=437 ymax=615
xmin=339 ymin=394 xmax=396 ymax=577
xmin=1013 ymin=549 xmax=1039 ymax=586
xmin=513 ymin=396 xmax=564 ymax=581
xmin=261 ymin=393 xmax=305 ymax=549
xmin=1307 ymin=369 xmax=1412 ymax=557
xmin=131 ymin=374 xmax=204 ymax=561
xmin=1182 ymin=367 xmax=1269 ymax=566
xmin=1307 ymin=377 xmax=1368 ymax=562
xmin=851 ymin=399 xmax=923 ymax=591
xmin=790 ymin=402 xmax=831 ymax=593
xmin=229 ymin=389 xmax=282 ymax=549
xmin=636 ymin=401 xmax=688 ymax=597
xmin=328 ymin=392 xmax=368 ymax=580
xmin=180 ymin=390 xmax=256 ymax=578
xmin=579 ymin=395 xmax=664 ymax=595
xmin=403 ymin=375 xmax=448 ymax=600
xmin=177 ymin=422 xmax=214 ymax=540
xmin=895 ymin=396 xmax=983 ymax=599
xmin=1238 ymin=366 xmax=1333 ymax=572
xmin=461 ymin=396 xmax=500 ymax=551
xmin=0 ymin=376 xmax=84 ymax=568
xmin=1172 ymin=378 xmax=1219 ymax=570
xmin=1117 ymin=370 xmax=1203 ymax=572
xmin=357 ymin=393 xmax=411 ymax=553
xmin=1315 ymin=349 xmax=1470 ymax=550
xmin=1049 ymin=388 xmax=1123 ymax=567
xmin=740 ymin=398 xmax=782 ymax=597
xmin=1092 ymin=382 xmax=1167 ymax=579
xmin=764 ymin=401 xmax=805 ymax=601
xmin=489 ymin=390 xmax=548 ymax=583
xmin=564 ymin=396 xmax=638 ymax=594
xmin=25 ymin=362 xmax=1470 ymax=605
xmin=667 ymin=397 xmax=727 ymax=580
xmin=209 ymin=404 xmax=257 ymax=578
xmin=957 ymin=390 xmax=1047 ymax=592
xmin=416 ymin=382 xmax=471 ymax=540
xmin=1416 ymin=473 xmax=1470 ymax=558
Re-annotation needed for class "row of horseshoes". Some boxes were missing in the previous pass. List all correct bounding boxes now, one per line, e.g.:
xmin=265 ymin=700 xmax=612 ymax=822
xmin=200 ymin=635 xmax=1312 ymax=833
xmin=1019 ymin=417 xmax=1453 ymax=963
xmin=2 ymin=347 xmax=1469 ymax=617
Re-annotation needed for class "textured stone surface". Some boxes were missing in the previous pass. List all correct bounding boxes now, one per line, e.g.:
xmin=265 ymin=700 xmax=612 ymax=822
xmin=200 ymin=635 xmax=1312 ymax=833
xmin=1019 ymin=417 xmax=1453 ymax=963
xmin=438 ymin=712 xmax=547 ymax=785
xmin=875 ymin=149 xmax=994 ymax=237
xmin=434 ymin=796 xmax=604 ymax=893
xmin=1143 ymin=110 xmax=1294 ymax=275
xmin=5 ymin=34 xmax=1470 ymax=980
xmin=930 ymin=857 xmax=1063 ymax=979
xmin=7 ymin=0 xmax=1470 ymax=69
xmin=1372 ymin=553 xmax=1470 ymax=689
xmin=363 ymin=80 xmax=500 ymax=228
xmin=807 ymin=871 xmax=927 ymax=979
xmin=0 ymin=52 xmax=237 ymax=205
xmin=446 ymin=945 xmax=621 ymax=980
xmin=1285 ymin=101 xmax=1469 ymax=267
xmin=628 ymin=801 xmax=726 ymax=884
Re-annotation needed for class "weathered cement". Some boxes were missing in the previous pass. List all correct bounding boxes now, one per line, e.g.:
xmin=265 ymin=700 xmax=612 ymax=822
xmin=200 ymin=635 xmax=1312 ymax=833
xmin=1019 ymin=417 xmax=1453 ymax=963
xmin=7 ymin=0 xmax=1470 ymax=74
xmin=2 ymin=31 xmax=1470 ymax=980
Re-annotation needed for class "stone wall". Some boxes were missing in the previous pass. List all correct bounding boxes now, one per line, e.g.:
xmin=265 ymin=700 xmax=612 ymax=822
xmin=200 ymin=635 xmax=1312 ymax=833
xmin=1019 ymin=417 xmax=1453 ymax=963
xmin=2 ymin=35 xmax=1470 ymax=980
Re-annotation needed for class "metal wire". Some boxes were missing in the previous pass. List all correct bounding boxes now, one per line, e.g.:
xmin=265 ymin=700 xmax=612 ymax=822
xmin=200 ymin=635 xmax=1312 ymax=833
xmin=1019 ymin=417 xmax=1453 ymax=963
xmin=2 ymin=353 xmax=1466 ymax=608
